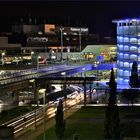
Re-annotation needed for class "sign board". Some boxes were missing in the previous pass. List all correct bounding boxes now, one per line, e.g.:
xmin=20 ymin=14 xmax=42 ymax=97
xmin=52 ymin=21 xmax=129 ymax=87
xmin=70 ymin=27 xmax=88 ymax=32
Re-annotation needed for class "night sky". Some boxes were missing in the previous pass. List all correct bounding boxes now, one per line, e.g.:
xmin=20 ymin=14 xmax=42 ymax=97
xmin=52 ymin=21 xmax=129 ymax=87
xmin=0 ymin=0 xmax=140 ymax=37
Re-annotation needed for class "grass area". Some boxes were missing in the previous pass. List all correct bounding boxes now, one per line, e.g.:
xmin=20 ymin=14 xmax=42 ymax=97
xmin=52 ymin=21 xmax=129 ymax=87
xmin=35 ymin=106 xmax=106 ymax=140
xmin=0 ymin=106 xmax=37 ymax=124
xmin=35 ymin=106 xmax=140 ymax=140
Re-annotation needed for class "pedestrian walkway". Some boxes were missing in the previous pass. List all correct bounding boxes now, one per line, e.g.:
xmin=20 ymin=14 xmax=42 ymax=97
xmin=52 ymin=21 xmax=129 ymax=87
xmin=16 ymin=106 xmax=80 ymax=140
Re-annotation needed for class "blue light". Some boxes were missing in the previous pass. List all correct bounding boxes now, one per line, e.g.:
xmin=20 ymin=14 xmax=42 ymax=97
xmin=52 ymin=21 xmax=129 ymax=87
xmin=114 ymin=18 xmax=140 ymax=85
xmin=132 ymin=19 xmax=137 ymax=22
xmin=112 ymin=18 xmax=140 ymax=23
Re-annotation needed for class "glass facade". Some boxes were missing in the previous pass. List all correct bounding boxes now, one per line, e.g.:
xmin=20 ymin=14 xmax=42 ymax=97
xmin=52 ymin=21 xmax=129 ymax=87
xmin=113 ymin=19 xmax=140 ymax=85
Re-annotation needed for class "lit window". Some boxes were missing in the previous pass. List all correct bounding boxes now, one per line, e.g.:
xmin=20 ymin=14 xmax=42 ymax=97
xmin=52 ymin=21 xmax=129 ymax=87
xmin=130 ymin=38 xmax=137 ymax=43
xmin=124 ymin=45 xmax=129 ymax=51
xmin=124 ymin=37 xmax=129 ymax=42
xmin=120 ymin=62 xmax=123 ymax=67
xmin=124 ymin=62 xmax=129 ymax=67
xmin=118 ymin=45 xmax=123 ymax=51
xmin=124 ymin=70 xmax=129 ymax=76
xmin=124 ymin=54 xmax=129 ymax=59
xmin=130 ymin=46 xmax=137 ymax=52
xmin=117 ymin=36 xmax=123 ymax=42
xmin=130 ymin=54 xmax=137 ymax=60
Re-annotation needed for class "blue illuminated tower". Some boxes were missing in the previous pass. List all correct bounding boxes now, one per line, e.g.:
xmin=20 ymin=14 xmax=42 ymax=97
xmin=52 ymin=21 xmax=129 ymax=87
xmin=113 ymin=19 xmax=140 ymax=85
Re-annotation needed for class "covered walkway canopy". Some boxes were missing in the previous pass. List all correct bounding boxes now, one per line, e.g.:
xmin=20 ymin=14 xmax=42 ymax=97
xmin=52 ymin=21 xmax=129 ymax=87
xmin=35 ymin=76 xmax=96 ymax=85
xmin=35 ymin=76 xmax=96 ymax=106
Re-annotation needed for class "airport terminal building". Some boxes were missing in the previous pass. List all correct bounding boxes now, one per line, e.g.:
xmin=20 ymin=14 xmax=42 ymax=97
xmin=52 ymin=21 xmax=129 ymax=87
xmin=12 ymin=23 xmax=98 ymax=53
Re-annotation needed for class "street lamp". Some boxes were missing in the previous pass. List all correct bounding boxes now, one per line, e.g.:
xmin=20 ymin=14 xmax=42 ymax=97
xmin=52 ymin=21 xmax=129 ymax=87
xmin=60 ymin=26 xmax=64 ymax=63
xmin=82 ymin=67 xmax=86 ymax=77
xmin=1 ymin=52 xmax=5 ymax=65
xmin=67 ymin=46 xmax=70 ymax=65
xmin=31 ymin=51 xmax=34 ymax=65
xmin=94 ymin=61 xmax=100 ymax=103
xmin=79 ymin=28 xmax=82 ymax=52
xmin=94 ymin=61 xmax=100 ymax=85
xmin=37 ymin=56 xmax=41 ymax=70
xmin=43 ymin=89 xmax=47 ymax=140
xmin=61 ymin=72 xmax=67 ymax=111
xmin=91 ymin=89 xmax=96 ymax=103
xmin=29 ymin=79 xmax=37 ymax=128
xmin=39 ymin=88 xmax=47 ymax=140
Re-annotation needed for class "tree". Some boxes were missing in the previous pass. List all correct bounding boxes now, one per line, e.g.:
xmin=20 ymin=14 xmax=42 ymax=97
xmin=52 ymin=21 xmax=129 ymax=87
xmin=129 ymin=61 xmax=140 ymax=88
xmin=104 ymin=68 xmax=121 ymax=140
xmin=108 ymin=68 xmax=117 ymax=106
xmin=55 ymin=99 xmax=65 ymax=140
xmin=104 ymin=105 xmax=121 ymax=140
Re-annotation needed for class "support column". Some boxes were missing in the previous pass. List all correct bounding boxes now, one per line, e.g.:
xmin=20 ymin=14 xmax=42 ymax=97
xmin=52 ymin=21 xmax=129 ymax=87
xmin=34 ymin=83 xmax=39 ymax=106
xmin=89 ymin=83 xmax=92 ymax=103
xmin=63 ymin=78 xmax=67 ymax=111
xmin=63 ymin=82 xmax=66 ymax=91
xmin=47 ymin=83 xmax=52 ymax=93
xmin=11 ymin=91 xmax=19 ymax=106
xmin=84 ymin=80 xmax=86 ymax=106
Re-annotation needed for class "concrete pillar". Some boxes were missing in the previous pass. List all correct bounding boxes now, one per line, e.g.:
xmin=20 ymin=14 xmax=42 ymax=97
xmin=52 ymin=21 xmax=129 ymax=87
xmin=12 ymin=91 xmax=19 ymax=106
xmin=63 ymin=82 xmax=66 ymax=90
xmin=34 ymin=84 xmax=40 ymax=106
xmin=89 ymin=84 xmax=92 ymax=103
xmin=84 ymin=80 xmax=86 ymax=106
xmin=63 ymin=79 xmax=67 ymax=100
xmin=46 ymin=84 xmax=52 ymax=93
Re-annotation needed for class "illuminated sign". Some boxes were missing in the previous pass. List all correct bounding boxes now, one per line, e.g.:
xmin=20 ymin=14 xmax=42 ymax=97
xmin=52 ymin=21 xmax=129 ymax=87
xmin=27 ymin=37 xmax=48 ymax=42
xmin=70 ymin=27 xmax=88 ymax=32
xmin=45 ymin=24 xmax=55 ymax=33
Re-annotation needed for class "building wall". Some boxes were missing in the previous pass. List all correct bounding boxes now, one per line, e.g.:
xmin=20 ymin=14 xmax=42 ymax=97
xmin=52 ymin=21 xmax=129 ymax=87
xmin=82 ymin=45 xmax=117 ymax=61
xmin=114 ymin=19 xmax=140 ymax=85
xmin=12 ymin=25 xmax=39 ymax=34
xmin=0 ymin=37 xmax=8 ymax=45
xmin=0 ymin=37 xmax=21 ymax=51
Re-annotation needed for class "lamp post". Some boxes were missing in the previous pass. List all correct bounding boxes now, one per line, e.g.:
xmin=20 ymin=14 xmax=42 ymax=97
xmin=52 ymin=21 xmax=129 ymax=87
xmin=67 ymin=46 xmax=70 ymax=65
xmin=94 ymin=61 xmax=100 ymax=103
xmin=29 ymin=79 xmax=37 ymax=128
xmin=60 ymin=26 xmax=64 ymax=63
xmin=43 ymin=89 xmax=46 ymax=140
xmin=37 ymin=56 xmax=41 ymax=70
xmin=94 ymin=61 xmax=100 ymax=84
xmin=31 ymin=51 xmax=34 ymax=65
xmin=92 ymin=89 xmax=96 ymax=102
xmin=1 ymin=52 xmax=5 ymax=65
xmin=82 ymin=67 xmax=86 ymax=77
xmin=79 ymin=28 xmax=82 ymax=52
xmin=61 ymin=72 xmax=66 ymax=111
xmin=38 ymin=88 xmax=47 ymax=140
